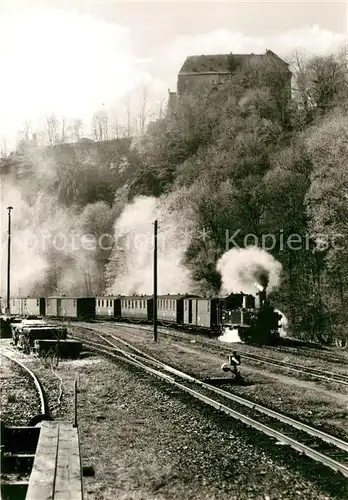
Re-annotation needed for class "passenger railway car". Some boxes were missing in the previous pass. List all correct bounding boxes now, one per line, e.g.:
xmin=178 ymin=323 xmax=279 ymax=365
xmin=46 ymin=297 xmax=95 ymax=319
xmin=7 ymin=287 xmax=281 ymax=344
xmin=157 ymin=295 xmax=197 ymax=325
xmin=183 ymin=297 xmax=220 ymax=331
xmin=121 ymin=296 xmax=153 ymax=322
xmin=96 ymin=296 xmax=122 ymax=319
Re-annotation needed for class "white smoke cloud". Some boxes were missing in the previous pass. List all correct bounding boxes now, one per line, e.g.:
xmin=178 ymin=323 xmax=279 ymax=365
xmin=107 ymin=195 xmax=194 ymax=295
xmin=1 ymin=173 xmax=108 ymax=298
xmin=218 ymin=327 xmax=242 ymax=344
xmin=275 ymin=309 xmax=289 ymax=337
xmin=217 ymin=246 xmax=282 ymax=296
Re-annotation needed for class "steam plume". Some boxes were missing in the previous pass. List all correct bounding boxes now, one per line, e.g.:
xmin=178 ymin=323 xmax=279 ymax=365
xmin=1 ymin=166 xmax=112 ymax=297
xmin=218 ymin=327 xmax=242 ymax=343
xmin=106 ymin=195 xmax=194 ymax=295
xmin=217 ymin=246 xmax=282 ymax=295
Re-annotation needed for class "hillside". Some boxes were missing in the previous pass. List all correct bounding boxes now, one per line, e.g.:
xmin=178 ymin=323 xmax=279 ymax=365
xmin=1 ymin=50 xmax=348 ymax=344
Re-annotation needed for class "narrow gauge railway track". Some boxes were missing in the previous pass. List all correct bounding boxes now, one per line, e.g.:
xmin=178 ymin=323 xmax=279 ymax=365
xmin=71 ymin=329 xmax=348 ymax=479
xmin=0 ymin=346 xmax=49 ymax=420
xmin=92 ymin=319 xmax=348 ymax=365
xmin=76 ymin=322 xmax=348 ymax=387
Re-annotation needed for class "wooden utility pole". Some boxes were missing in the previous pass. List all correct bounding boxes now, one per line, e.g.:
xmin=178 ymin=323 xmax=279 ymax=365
xmin=6 ymin=206 xmax=13 ymax=315
xmin=153 ymin=220 xmax=158 ymax=342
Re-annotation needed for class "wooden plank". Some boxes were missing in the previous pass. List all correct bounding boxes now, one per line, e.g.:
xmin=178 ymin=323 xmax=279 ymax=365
xmin=54 ymin=423 xmax=83 ymax=500
xmin=25 ymin=421 xmax=59 ymax=500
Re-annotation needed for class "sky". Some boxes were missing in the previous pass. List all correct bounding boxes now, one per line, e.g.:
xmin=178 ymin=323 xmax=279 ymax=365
xmin=0 ymin=0 xmax=346 ymax=149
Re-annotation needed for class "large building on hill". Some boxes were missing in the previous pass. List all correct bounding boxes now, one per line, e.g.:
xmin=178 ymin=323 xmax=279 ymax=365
xmin=168 ymin=49 xmax=292 ymax=114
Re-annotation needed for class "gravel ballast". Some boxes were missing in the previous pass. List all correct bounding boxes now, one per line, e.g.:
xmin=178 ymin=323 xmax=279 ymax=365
xmin=0 ymin=354 xmax=42 ymax=426
xmin=56 ymin=353 xmax=348 ymax=499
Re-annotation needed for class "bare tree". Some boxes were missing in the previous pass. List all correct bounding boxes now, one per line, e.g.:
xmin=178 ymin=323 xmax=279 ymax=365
xmin=92 ymin=109 xmax=109 ymax=141
xmin=0 ymin=138 xmax=7 ymax=158
xmin=112 ymin=117 xmax=119 ymax=139
xmin=125 ymin=94 xmax=132 ymax=137
xmin=73 ymin=118 xmax=83 ymax=142
xmin=137 ymin=86 xmax=151 ymax=135
xmin=60 ymin=117 xmax=67 ymax=144
xmin=46 ymin=113 xmax=59 ymax=146
xmin=291 ymin=50 xmax=347 ymax=117
xmin=23 ymin=120 xmax=31 ymax=141
xmin=158 ymin=96 xmax=168 ymax=120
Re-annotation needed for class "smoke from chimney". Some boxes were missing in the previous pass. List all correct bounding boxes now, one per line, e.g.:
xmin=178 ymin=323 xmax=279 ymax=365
xmin=216 ymin=246 xmax=282 ymax=296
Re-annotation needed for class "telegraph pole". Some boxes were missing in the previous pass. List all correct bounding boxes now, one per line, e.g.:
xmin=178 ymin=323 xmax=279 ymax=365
xmin=6 ymin=206 xmax=13 ymax=315
xmin=153 ymin=219 xmax=158 ymax=342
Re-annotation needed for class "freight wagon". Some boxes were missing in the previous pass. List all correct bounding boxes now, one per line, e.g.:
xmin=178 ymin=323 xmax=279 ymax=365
xmin=46 ymin=297 xmax=95 ymax=320
xmin=7 ymin=297 xmax=45 ymax=317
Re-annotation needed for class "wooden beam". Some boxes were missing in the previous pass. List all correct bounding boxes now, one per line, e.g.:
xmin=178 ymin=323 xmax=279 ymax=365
xmin=54 ymin=423 xmax=83 ymax=500
xmin=26 ymin=421 xmax=59 ymax=500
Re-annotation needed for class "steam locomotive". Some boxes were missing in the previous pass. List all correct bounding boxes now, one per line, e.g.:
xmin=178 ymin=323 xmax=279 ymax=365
xmin=220 ymin=289 xmax=281 ymax=344
xmin=3 ymin=288 xmax=281 ymax=345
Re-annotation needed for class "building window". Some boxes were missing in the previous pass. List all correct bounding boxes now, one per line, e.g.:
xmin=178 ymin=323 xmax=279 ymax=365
xmin=184 ymin=301 xmax=187 ymax=311
xmin=207 ymin=301 xmax=210 ymax=313
xmin=37 ymin=299 xmax=39 ymax=306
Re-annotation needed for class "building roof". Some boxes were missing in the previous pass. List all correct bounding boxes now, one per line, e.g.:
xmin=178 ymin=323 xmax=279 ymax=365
xmin=96 ymin=295 xmax=123 ymax=299
xmin=178 ymin=50 xmax=289 ymax=74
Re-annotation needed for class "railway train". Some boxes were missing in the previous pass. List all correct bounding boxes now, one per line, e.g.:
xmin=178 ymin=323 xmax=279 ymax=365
xmin=2 ymin=289 xmax=281 ymax=344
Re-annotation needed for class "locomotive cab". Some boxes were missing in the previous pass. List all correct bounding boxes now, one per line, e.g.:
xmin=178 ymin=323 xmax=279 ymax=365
xmin=220 ymin=289 xmax=280 ymax=344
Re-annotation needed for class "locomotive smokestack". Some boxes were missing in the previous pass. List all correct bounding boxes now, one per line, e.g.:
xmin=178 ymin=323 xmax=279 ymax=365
xmin=254 ymin=282 xmax=264 ymax=292
xmin=254 ymin=282 xmax=267 ymax=308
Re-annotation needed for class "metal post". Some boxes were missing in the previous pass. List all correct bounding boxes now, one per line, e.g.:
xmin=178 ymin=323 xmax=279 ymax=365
xmin=6 ymin=206 xmax=13 ymax=315
xmin=153 ymin=220 xmax=158 ymax=342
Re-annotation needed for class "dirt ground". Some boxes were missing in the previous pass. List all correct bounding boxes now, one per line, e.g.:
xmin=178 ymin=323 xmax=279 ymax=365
xmin=2 ymin=337 xmax=348 ymax=499
xmin=51 ymin=354 xmax=348 ymax=499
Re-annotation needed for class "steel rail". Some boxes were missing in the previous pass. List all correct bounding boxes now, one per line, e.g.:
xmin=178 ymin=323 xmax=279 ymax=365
xmin=101 ymin=332 xmax=348 ymax=453
xmin=75 ymin=334 xmax=348 ymax=477
xmin=0 ymin=347 xmax=48 ymax=416
xmin=78 ymin=322 xmax=348 ymax=385
xmin=72 ymin=327 xmax=348 ymax=452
